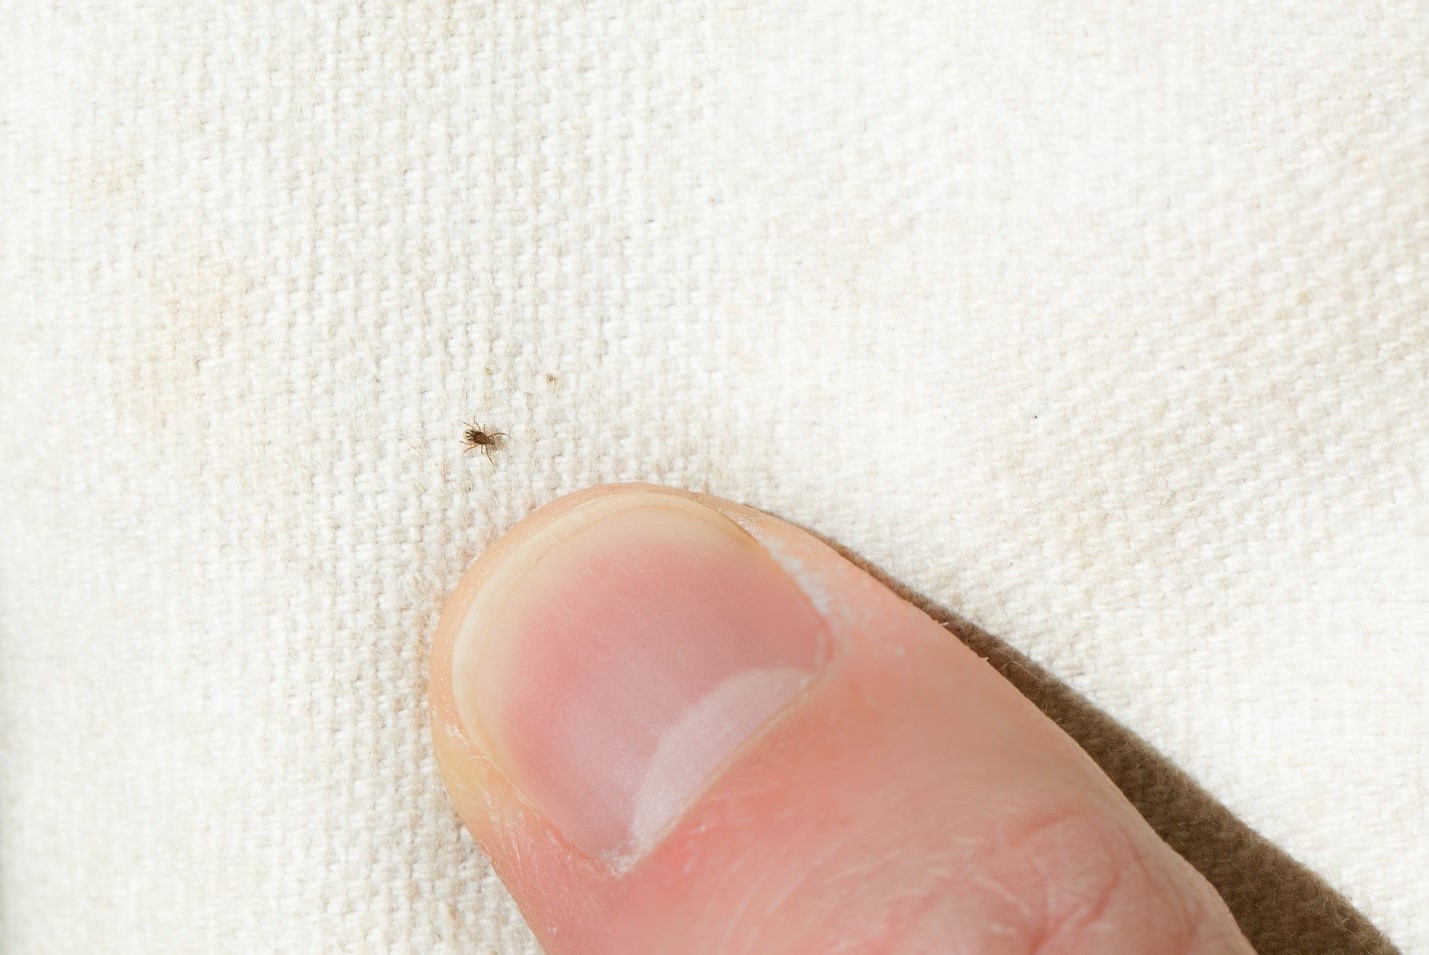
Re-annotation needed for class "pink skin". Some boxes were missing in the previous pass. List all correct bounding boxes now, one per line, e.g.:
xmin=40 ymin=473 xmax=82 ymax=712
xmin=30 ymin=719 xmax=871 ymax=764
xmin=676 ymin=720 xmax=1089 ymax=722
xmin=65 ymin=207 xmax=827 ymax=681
xmin=455 ymin=500 xmax=827 ymax=861
xmin=429 ymin=484 xmax=1253 ymax=954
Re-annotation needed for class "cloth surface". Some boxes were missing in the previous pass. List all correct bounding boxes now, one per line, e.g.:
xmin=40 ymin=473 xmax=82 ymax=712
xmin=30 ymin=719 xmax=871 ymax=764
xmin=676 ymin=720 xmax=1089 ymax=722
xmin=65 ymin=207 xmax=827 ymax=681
xmin=2 ymin=1 xmax=1426 ymax=951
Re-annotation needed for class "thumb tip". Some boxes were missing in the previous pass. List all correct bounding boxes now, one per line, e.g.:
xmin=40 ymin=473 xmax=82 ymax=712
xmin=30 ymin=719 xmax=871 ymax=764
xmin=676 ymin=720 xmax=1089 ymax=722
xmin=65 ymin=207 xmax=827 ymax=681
xmin=430 ymin=484 xmax=1253 ymax=954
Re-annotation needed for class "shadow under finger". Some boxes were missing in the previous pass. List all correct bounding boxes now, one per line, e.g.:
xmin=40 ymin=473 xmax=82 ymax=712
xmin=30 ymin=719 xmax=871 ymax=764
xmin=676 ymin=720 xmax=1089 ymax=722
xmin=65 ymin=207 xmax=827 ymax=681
xmin=833 ymin=537 xmax=1399 ymax=955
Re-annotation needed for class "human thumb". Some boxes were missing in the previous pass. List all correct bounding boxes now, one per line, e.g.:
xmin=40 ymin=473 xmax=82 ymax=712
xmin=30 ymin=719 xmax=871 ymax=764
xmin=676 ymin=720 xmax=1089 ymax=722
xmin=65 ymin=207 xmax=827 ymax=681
xmin=429 ymin=484 xmax=1252 ymax=954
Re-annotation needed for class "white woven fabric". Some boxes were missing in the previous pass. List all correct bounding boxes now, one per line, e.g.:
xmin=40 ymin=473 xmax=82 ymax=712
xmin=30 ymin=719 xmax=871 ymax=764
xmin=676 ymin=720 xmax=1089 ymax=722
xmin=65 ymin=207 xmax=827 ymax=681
xmin=2 ymin=1 xmax=1425 ymax=951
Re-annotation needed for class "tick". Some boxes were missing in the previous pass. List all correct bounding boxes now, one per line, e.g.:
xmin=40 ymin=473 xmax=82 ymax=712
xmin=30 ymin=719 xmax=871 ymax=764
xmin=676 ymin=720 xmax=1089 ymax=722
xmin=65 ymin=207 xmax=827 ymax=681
xmin=461 ymin=424 xmax=506 ymax=460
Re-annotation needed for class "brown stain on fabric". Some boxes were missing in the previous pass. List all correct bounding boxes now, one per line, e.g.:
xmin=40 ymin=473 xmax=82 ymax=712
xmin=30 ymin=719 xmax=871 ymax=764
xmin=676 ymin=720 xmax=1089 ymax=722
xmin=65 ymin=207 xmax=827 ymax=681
xmin=117 ymin=250 xmax=256 ymax=434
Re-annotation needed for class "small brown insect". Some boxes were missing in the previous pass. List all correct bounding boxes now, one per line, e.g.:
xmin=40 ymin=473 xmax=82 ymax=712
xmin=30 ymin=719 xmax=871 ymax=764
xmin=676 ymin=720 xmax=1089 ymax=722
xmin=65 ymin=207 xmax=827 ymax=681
xmin=461 ymin=424 xmax=506 ymax=460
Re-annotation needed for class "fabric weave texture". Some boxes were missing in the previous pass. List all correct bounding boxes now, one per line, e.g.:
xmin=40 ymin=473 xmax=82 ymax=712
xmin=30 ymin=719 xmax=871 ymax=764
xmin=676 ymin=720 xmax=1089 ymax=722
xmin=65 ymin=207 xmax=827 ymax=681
xmin=1 ymin=0 xmax=1426 ymax=951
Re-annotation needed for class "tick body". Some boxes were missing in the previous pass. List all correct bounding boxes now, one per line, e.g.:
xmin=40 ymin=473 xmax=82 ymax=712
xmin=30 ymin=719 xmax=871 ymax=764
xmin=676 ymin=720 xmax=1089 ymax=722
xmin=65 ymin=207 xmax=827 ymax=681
xmin=461 ymin=424 xmax=506 ymax=460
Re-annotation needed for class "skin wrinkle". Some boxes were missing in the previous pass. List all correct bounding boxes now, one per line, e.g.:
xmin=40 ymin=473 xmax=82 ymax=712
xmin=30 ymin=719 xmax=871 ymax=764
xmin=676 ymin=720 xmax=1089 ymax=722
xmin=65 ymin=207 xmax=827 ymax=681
xmin=1028 ymin=843 xmax=1133 ymax=954
xmin=841 ymin=858 xmax=963 ymax=955
xmin=1023 ymin=811 xmax=1125 ymax=947
xmin=821 ymin=845 xmax=1057 ymax=955
xmin=723 ymin=712 xmax=875 ymax=951
xmin=1079 ymin=837 xmax=1168 ymax=933
xmin=739 ymin=813 xmax=1047 ymax=954
xmin=804 ymin=807 xmax=1070 ymax=954
xmin=757 ymin=744 xmax=871 ymax=947
xmin=1008 ymin=810 xmax=1123 ymax=952
xmin=707 ymin=778 xmax=813 ymax=955
xmin=817 ymin=840 xmax=971 ymax=943
xmin=811 ymin=813 xmax=1208 ymax=955
xmin=1005 ymin=809 xmax=1199 ymax=955
xmin=865 ymin=885 xmax=962 ymax=955
xmin=751 ymin=818 xmax=892 ymax=952
xmin=968 ymin=868 xmax=1040 ymax=926
xmin=725 ymin=840 xmax=794 ymax=955
xmin=708 ymin=828 xmax=780 ymax=955
xmin=733 ymin=848 xmax=805 ymax=955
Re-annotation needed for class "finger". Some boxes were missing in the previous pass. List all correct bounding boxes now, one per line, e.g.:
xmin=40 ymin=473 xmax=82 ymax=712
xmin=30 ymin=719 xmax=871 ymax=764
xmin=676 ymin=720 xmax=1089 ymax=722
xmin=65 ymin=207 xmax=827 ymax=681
xmin=429 ymin=484 xmax=1253 ymax=954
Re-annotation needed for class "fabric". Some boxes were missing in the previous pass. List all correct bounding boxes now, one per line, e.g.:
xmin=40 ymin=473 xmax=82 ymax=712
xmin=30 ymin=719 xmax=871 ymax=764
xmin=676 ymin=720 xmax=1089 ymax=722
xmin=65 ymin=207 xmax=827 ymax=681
xmin=2 ymin=0 xmax=1425 ymax=951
